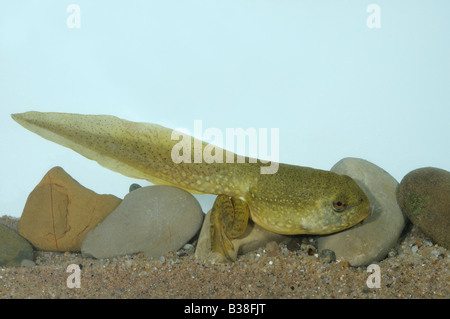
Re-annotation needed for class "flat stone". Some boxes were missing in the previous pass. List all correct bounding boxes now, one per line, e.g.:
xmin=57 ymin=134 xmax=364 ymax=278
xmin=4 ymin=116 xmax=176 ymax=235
xmin=397 ymin=167 xmax=449 ymax=249
xmin=0 ymin=224 xmax=34 ymax=267
xmin=18 ymin=167 xmax=122 ymax=252
xmin=195 ymin=208 xmax=289 ymax=262
xmin=317 ymin=158 xmax=407 ymax=267
xmin=81 ymin=186 xmax=204 ymax=259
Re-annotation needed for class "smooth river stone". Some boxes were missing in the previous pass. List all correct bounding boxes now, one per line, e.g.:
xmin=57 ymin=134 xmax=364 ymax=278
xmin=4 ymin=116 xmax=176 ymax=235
xmin=81 ymin=186 xmax=204 ymax=259
xmin=317 ymin=158 xmax=407 ymax=267
xmin=397 ymin=167 xmax=449 ymax=249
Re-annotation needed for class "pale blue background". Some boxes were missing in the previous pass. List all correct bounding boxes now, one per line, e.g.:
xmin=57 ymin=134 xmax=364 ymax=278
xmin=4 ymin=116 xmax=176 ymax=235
xmin=1 ymin=1 xmax=449 ymax=217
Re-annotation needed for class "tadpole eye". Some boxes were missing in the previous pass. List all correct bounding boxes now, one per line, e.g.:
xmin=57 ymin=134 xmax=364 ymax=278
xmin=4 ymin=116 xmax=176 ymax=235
xmin=332 ymin=201 xmax=347 ymax=212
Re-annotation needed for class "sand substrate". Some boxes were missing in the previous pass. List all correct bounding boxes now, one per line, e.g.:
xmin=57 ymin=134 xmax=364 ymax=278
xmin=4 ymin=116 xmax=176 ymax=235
xmin=0 ymin=215 xmax=448 ymax=299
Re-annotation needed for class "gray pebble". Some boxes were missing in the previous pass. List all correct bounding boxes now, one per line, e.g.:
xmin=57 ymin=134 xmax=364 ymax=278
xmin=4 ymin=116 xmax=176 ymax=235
xmin=182 ymin=244 xmax=195 ymax=251
xmin=129 ymin=183 xmax=142 ymax=192
xmin=319 ymin=249 xmax=336 ymax=263
xmin=82 ymin=186 xmax=204 ymax=259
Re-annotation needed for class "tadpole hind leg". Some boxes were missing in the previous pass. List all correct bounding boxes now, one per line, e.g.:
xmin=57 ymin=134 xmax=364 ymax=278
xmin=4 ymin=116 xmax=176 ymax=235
xmin=210 ymin=195 xmax=250 ymax=262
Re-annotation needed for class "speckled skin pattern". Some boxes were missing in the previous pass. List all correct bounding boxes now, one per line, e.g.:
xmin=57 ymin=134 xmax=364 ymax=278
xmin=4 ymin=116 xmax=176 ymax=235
xmin=12 ymin=112 xmax=370 ymax=238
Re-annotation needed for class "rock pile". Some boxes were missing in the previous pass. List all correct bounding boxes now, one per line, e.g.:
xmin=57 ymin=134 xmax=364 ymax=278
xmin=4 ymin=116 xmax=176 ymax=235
xmin=2 ymin=161 xmax=448 ymax=268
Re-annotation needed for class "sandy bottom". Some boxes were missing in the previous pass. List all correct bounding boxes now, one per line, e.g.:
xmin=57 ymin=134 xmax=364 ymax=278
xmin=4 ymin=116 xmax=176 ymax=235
xmin=0 ymin=215 xmax=448 ymax=299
